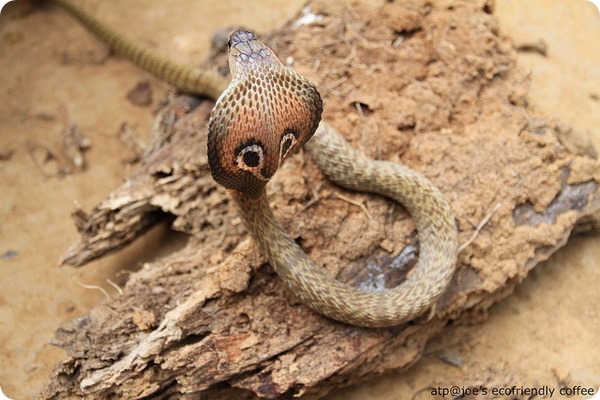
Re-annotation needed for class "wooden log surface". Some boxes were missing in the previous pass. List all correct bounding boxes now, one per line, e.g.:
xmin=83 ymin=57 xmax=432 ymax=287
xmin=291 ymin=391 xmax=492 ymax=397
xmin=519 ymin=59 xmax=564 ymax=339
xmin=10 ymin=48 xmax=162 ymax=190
xmin=42 ymin=0 xmax=600 ymax=398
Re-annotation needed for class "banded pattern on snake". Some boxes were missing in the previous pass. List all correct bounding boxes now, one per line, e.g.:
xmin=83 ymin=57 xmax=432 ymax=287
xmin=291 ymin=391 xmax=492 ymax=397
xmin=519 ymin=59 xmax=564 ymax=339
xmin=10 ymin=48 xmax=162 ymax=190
xmin=53 ymin=0 xmax=458 ymax=328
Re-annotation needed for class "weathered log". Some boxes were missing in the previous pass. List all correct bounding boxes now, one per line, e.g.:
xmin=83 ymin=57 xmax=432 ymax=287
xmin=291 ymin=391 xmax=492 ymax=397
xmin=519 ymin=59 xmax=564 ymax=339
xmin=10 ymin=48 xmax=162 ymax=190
xmin=42 ymin=0 xmax=600 ymax=398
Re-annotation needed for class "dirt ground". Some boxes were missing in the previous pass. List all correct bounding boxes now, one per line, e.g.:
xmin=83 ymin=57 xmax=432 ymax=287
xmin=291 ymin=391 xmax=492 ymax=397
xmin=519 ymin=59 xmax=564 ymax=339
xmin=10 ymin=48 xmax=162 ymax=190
xmin=0 ymin=0 xmax=599 ymax=399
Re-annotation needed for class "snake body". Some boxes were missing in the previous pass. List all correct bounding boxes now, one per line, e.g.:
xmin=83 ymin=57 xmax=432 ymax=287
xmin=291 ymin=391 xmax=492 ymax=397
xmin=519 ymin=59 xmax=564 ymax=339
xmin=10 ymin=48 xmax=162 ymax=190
xmin=53 ymin=1 xmax=458 ymax=327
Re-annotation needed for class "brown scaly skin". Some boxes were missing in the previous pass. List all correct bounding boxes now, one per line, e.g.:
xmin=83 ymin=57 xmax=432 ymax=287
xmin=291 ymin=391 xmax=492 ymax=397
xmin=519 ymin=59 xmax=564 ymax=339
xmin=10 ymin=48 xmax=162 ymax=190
xmin=51 ymin=1 xmax=458 ymax=327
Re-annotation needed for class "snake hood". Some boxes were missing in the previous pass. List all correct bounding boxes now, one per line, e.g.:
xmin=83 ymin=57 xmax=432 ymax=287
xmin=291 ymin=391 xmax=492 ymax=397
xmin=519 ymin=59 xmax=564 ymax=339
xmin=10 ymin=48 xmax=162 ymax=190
xmin=208 ymin=30 xmax=322 ymax=198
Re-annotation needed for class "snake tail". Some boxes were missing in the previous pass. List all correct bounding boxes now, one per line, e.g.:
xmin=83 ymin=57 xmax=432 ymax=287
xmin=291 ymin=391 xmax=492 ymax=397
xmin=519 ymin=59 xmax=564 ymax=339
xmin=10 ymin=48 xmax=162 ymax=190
xmin=51 ymin=0 xmax=227 ymax=99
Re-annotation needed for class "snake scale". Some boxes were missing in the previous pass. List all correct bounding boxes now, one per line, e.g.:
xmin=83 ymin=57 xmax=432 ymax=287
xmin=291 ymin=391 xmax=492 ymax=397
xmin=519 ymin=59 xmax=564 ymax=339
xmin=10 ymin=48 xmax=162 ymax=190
xmin=53 ymin=0 xmax=458 ymax=327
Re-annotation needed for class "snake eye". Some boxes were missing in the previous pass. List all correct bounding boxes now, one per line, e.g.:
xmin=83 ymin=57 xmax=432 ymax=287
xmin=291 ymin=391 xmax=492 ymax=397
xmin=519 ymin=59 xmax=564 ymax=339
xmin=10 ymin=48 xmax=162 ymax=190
xmin=236 ymin=139 xmax=270 ymax=181
xmin=280 ymin=128 xmax=298 ymax=160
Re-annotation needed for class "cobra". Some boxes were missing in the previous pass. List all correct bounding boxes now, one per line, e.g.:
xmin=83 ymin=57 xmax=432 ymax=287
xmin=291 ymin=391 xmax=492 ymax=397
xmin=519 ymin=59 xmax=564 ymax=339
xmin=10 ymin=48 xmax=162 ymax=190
xmin=208 ymin=30 xmax=457 ymax=327
xmin=52 ymin=0 xmax=458 ymax=327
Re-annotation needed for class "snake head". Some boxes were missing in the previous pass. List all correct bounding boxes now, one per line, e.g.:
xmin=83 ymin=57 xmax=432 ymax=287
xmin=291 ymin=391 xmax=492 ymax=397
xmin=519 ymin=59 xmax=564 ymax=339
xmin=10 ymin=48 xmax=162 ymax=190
xmin=208 ymin=29 xmax=322 ymax=198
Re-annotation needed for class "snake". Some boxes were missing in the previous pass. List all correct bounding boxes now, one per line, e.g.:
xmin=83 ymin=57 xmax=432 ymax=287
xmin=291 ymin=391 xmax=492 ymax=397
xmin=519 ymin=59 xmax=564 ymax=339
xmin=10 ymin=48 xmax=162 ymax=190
xmin=52 ymin=0 xmax=458 ymax=327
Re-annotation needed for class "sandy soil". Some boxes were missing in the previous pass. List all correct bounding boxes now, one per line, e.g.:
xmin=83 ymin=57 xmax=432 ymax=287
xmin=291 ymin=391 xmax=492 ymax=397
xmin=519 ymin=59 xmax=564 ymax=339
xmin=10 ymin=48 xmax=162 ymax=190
xmin=0 ymin=0 xmax=598 ymax=399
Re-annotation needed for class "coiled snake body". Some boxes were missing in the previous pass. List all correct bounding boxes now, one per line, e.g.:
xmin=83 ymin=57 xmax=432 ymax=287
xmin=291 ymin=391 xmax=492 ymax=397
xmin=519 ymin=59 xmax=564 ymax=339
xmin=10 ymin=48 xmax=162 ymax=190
xmin=54 ymin=0 xmax=458 ymax=328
